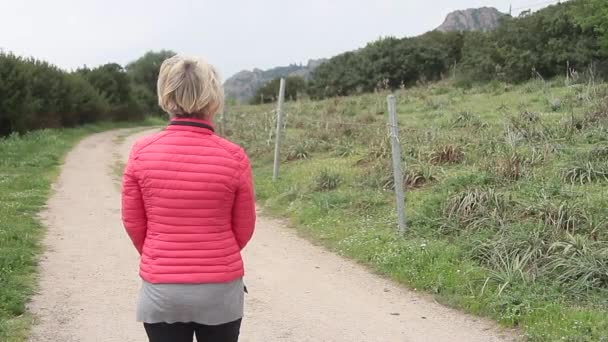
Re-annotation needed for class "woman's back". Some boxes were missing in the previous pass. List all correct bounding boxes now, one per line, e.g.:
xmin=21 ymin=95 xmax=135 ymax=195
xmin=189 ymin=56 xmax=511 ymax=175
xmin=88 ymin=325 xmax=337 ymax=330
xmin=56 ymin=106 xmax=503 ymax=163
xmin=122 ymin=118 xmax=256 ymax=284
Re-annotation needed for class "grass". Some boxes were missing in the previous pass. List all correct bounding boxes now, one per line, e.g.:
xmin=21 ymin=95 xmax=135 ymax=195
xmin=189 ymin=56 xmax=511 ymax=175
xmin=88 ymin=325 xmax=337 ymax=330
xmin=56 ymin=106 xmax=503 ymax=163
xmin=0 ymin=117 xmax=163 ymax=341
xmin=226 ymin=78 xmax=608 ymax=341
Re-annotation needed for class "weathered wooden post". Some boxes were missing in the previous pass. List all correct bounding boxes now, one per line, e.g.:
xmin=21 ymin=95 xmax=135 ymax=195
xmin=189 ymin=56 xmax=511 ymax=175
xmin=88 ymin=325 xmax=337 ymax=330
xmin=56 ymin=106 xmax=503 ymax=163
xmin=272 ymin=78 xmax=286 ymax=181
xmin=387 ymin=95 xmax=406 ymax=233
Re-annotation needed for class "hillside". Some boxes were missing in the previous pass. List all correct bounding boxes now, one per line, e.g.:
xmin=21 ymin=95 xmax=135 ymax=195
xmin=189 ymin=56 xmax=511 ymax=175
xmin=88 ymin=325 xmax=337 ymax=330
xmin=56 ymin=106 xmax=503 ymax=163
xmin=227 ymin=78 xmax=608 ymax=341
xmin=224 ymin=59 xmax=326 ymax=103
xmin=224 ymin=6 xmax=505 ymax=103
xmin=436 ymin=7 xmax=505 ymax=32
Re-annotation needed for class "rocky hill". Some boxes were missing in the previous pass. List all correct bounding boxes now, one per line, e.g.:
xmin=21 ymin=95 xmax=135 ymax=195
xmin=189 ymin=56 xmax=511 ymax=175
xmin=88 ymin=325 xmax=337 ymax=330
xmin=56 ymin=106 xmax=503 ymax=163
xmin=436 ymin=7 xmax=505 ymax=32
xmin=224 ymin=59 xmax=326 ymax=103
xmin=225 ymin=7 xmax=505 ymax=103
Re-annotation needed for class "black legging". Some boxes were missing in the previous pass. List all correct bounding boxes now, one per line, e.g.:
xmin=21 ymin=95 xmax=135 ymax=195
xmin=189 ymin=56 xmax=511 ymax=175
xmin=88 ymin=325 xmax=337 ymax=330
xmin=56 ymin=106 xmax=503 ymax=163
xmin=144 ymin=319 xmax=242 ymax=342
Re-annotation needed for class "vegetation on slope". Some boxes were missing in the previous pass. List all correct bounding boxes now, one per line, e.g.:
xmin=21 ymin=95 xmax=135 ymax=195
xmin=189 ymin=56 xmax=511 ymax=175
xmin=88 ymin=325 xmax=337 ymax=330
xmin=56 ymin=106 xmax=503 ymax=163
xmin=227 ymin=77 xmax=608 ymax=341
xmin=251 ymin=0 xmax=608 ymax=102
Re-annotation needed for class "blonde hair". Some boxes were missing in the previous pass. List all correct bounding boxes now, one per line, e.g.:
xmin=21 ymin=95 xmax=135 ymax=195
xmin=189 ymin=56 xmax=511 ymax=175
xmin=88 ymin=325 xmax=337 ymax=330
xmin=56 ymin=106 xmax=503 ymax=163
xmin=157 ymin=55 xmax=224 ymax=119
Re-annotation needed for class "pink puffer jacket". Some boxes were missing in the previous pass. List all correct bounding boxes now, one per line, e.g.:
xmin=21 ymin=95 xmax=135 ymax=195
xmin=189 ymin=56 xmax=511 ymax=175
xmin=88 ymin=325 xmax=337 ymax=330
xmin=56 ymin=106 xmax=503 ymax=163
xmin=121 ymin=118 xmax=256 ymax=284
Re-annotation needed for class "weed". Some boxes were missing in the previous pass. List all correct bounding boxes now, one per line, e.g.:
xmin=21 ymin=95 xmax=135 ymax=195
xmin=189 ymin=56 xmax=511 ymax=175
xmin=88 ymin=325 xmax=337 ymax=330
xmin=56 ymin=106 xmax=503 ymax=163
xmin=562 ymin=162 xmax=608 ymax=185
xmin=286 ymin=142 xmax=310 ymax=161
xmin=314 ymin=168 xmax=342 ymax=191
xmin=430 ymin=144 xmax=465 ymax=165
xmin=361 ymin=161 xmax=435 ymax=191
xmin=525 ymin=200 xmax=585 ymax=233
xmin=333 ymin=140 xmax=356 ymax=157
xmin=357 ymin=160 xmax=392 ymax=189
xmin=546 ymin=234 xmax=608 ymax=292
xmin=584 ymin=101 xmax=608 ymax=124
xmin=486 ymin=249 xmax=534 ymax=295
xmin=494 ymin=152 xmax=525 ymax=181
xmin=548 ymin=98 xmax=562 ymax=112
xmin=450 ymin=111 xmax=483 ymax=128
xmin=442 ymin=188 xmax=510 ymax=232
xmin=520 ymin=110 xmax=539 ymax=123
xmin=356 ymin=112 xmax=377 ymax=124
xmin=357 ymin=136 xmax=391 ymax=164
xmin=589 ymin=146 xmax=608 ymax=160
xmin=403 ymin=166 xmax=436 ymax=189
xmin=505 ymin=114 xmax=550 ymax=143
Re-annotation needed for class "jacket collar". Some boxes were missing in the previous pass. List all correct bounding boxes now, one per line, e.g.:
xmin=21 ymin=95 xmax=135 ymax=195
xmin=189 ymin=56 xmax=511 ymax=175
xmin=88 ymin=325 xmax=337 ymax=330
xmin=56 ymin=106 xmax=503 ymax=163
xmin=166 ymin=118 xmax=215 ymax=134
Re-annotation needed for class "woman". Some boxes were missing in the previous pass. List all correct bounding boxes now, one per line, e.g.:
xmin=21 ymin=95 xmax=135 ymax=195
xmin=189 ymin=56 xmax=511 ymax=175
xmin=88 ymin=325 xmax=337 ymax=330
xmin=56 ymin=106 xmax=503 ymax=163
xmin=121 ymin=55 xmax=256 ymax=342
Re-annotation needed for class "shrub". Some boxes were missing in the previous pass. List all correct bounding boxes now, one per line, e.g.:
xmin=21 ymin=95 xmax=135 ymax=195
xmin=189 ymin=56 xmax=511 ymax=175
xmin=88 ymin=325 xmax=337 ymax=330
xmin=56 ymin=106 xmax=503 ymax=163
xmin=333 ymin=141 xmax=356 ymax=157
xmin=546 ymin=234 xmax=608 ymax=292
xmin=562 ymin=162 xmax=608 ymax=185
xmin=505 ymin=114 xmax=551 ymax=143
xmin=429 ymin=144 xmax=465 ymax=165
xmin=589 ymin=146 xmax=608 ymax=160
xmin=525 ymin=200 xmax=586 ymax=233
xmin=495 ymin=152 xmax=525 ymax=181
xmin=403 ymin=166 xmax=436 ymax=189
xmin=548 ymin=98 xmax=562 ymax=112
xmin=286 ymin=142 xmax=311 ymax=161
xmin=442 ymin=188 xmax=510 ymax=232
xmin=450 ymin=111 xmax=483 ymax=128
xmin=0 ymin=53 xmax=112 ymax=135
xmin=357 ymin=136 xmax=391 ymax=164
xmin=314 ymin=168 xmax=342 ymax=191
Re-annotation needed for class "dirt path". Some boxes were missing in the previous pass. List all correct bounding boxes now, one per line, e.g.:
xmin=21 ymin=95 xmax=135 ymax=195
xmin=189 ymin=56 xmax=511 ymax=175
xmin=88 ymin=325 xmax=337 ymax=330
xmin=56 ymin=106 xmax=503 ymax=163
xmin=29 ymin=128 xmax=517 ymax=342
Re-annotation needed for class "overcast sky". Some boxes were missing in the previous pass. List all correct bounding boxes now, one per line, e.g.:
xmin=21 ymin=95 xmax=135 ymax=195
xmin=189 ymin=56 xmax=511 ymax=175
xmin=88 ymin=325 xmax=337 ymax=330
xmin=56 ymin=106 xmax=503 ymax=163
xmin=0 ymin=0 xmax=562 ymax=79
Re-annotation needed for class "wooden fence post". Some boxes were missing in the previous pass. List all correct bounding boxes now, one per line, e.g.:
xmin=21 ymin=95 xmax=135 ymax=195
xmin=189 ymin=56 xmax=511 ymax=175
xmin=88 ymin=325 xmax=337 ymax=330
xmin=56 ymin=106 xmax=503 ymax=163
xmin=272 ymin=78 xmax=286 ymax=181
xmin=387 ymin=95 xmax=407 ymax=233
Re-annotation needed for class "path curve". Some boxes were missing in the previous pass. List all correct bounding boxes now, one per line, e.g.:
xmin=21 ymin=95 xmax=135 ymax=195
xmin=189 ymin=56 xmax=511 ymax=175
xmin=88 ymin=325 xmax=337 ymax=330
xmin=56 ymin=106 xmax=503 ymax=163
xmin=28 ymin=128 xmax=517 ymax=342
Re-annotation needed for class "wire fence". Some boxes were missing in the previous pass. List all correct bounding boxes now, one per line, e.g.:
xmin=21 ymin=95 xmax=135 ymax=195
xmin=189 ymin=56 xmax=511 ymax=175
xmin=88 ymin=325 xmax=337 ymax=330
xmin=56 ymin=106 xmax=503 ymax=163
xmin=221 ymin=78 xmax=608 ymax=233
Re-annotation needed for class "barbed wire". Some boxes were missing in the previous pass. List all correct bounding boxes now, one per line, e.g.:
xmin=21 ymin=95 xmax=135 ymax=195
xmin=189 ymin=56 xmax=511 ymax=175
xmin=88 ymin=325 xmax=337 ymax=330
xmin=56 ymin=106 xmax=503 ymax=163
xmin=282 ymin=114 xmax=389 ymax=129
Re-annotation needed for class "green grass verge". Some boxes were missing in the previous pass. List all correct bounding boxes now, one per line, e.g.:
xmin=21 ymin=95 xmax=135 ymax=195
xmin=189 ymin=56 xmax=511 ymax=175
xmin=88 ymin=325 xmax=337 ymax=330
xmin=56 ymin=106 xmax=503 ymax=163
xmin=254 ymin=160 xmax=608 ymax=341
xmin=0 ymin=117 xmax=163 ymax=341
xmin=226 ymin=78 xmax=608 ymax=341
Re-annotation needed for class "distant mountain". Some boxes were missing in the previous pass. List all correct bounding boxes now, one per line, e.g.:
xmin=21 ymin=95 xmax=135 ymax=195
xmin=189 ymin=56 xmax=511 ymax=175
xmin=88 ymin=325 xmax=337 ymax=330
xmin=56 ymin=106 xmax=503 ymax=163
xmin=224 ymin=59 xmax=326 ymax=103
xmin=436 ymin=7 xmax=505 ymax=32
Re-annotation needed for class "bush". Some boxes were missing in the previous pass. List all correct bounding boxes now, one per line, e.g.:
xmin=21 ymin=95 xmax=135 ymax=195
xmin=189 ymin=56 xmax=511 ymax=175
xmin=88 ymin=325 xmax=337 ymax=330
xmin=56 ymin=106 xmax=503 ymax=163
xmin=314 ymin=168 xmax=342 ymax=191
xmin=252 ymin=76 xmax=307 ymax=104
xmin=562 ymin=162 xmax=608 ymax=184
xmin=429 ymin=144 xmax=465 ymax=165
xmin=78 ymin=63 xmax=145 ymax=121
xmin=442 ymin=188 xmax=510 ymax=232
xmin=0 ymin=53 xmax=111 ymax=135
xmin=308 ymin=1 xmax=608 ymax=98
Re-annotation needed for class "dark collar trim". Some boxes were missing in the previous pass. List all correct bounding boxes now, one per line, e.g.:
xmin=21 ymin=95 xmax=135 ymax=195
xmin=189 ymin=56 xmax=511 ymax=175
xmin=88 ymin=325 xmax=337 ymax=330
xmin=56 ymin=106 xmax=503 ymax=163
xmin=168 ymin=120 xmax=215 ymax=132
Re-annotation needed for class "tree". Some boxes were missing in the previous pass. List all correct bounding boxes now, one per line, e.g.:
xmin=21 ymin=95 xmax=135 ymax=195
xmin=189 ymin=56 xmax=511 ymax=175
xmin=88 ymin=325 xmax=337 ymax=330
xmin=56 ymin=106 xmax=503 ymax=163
xmin=252 ymin=76 xmax=307 ymax=104
xmin=126 ymin=50 xmax=176 ymax=114
xmin=0 ymin=52 xmax=110 ymax=134
xmin=571 ymin=0 xmax=608 ymax=52
xmin=79 ymin=63 xmax=144 ymax=121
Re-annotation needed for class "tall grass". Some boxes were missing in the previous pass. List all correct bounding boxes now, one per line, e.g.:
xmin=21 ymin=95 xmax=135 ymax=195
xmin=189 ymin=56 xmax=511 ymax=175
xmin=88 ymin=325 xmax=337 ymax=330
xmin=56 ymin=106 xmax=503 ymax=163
xmin=227 ymin=79 xmax=608 ymax=340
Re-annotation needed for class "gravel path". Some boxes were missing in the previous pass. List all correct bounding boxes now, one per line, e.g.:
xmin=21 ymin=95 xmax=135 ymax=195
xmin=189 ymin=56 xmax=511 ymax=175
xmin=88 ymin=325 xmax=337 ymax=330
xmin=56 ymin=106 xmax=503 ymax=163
xmin=28 ymin=128 xmax=517 ymax=342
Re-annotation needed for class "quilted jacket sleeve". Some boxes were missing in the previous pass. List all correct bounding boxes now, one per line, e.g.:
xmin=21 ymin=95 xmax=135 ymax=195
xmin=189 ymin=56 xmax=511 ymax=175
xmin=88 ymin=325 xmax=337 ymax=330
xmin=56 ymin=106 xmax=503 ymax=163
xmin=232 ymin=152 xmax=256 ymax=249
xmin=121 ymin=147 xmax=147 ymax=255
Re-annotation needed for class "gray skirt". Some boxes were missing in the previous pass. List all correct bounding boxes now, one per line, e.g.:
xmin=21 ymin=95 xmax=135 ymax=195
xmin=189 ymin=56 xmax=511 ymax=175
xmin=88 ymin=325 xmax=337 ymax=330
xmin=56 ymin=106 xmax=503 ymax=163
xmin=136 ymin=278 xmax=244 ymax=326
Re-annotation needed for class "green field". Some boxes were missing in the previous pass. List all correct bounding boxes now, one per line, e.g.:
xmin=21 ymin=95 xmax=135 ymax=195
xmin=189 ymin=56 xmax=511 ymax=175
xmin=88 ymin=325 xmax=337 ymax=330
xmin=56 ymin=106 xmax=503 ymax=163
xmin=2 ymin=78 xmax=607 ymax=341
xmin=228 ymin=78 xmax=608 ymax=341
xmin=0 ymin=118 xmax=162 ymax=341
